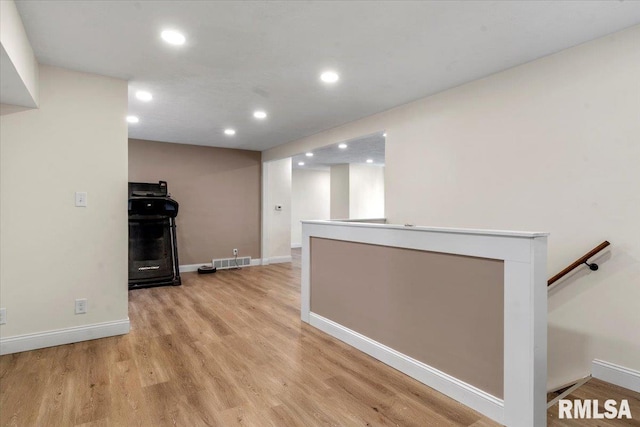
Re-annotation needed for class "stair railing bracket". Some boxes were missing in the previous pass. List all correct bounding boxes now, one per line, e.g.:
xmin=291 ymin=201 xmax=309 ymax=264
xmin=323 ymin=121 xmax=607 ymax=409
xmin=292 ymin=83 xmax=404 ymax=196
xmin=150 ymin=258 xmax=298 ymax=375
xmin=584 ymin=261 xmax=599 ymax=271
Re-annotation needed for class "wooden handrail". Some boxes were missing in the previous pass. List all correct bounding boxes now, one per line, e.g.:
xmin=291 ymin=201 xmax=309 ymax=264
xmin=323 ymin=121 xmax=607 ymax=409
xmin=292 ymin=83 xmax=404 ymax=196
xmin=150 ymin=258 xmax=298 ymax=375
xmin=548 ymin=241 xmax=610 ymax=286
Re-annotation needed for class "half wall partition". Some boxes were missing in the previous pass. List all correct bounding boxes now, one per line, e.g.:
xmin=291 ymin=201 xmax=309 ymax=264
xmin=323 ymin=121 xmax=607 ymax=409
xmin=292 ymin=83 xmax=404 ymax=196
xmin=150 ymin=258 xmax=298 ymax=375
xmin=301 ymin=220 xmax=548 ymax=426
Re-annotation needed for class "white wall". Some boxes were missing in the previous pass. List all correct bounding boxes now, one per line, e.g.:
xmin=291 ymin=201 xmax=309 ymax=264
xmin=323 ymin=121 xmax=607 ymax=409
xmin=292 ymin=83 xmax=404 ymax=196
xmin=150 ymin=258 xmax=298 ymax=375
xmin=263 ymin=26 xmax=640 ymax=389
xmin=349 ymin=164 xmax=384 ymax=219
xmin=263 ymin=157 xmax=292 ymax=262
xmin=0 ymin=0 xmax=38 ymax=107
xmin=329 ymin=164 xmax=385 ymax=220
xmin=291 ymin=168 xmax=330 ymax=247
xmin=0 ymin=65 xmax=129 ymax=345
xmin=330 ymin=164 xmax=349 ymax=219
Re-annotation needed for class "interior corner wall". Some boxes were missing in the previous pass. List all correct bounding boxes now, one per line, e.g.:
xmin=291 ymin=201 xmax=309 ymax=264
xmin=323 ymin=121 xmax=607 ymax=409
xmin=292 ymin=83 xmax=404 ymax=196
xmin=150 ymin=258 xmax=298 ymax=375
xmin=329 ymin=164 xmax=384 ymax=220
xmin=349 ymin=164 xmax=384 ymax=219
xmin=262 ymin=26 xmax=640 ymax=389
xmin=0 ymin=0 xmax=39 ymax=107
xmin=330 ymin=164 xmax=349 ymax=219
xmin=264 ymin=157 xmax=292 ymax=261
xmin=291 ymin=168 xmax=330 ymax=246
xmin=0 ymin=65 xmax=128 ymax=339
xmin=128 ymin=139 xmax=262 ymax=264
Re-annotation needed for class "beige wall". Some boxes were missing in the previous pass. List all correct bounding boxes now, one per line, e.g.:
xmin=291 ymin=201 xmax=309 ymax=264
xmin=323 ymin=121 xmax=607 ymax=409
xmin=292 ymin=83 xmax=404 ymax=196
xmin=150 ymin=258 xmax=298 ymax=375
xmin=264 ymin=26 xmax=640 ymax=389
xmin=263 ymin=158 xmax=292 ymax=261
xmin=1 ymin=65 xmax=128 ymax=337
xmin=329 ymin=164 xmax=349 ymax=219
xmin=291 ymin=168 xmax=330 ymax=247
xmin=128 ymin=139 xmax=261 ymax=264
xmin=311 ymin=237 xmax=505 ymax=398
xmin=349 ymin=164 xmax=385 ymax=219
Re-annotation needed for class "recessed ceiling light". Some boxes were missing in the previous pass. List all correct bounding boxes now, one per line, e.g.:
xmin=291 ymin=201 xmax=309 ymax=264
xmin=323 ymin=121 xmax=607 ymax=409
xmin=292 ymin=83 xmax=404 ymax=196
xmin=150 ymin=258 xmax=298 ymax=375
xmin=224 ymin=128 xmax=236 ymax=136
xmin=298 ymin=162 xmax=305 ymax=166
xmin=338 ymin=143 xmax=347 ymax=149
xmin=366 ymin=159 xmax=374 ymax=163
xmin=126 ymin=116 xmax=139 ymax=123
xmin=305 ymin=152 xmax=313 ymax=157
xmin=161 ymin=30 xmax=185 ymax=45
xmin=320 ymin=70 xmax=339 ymax=83
xmin=383 ymin=132 xmax=387 ymax=137
xmin=136 ymin=91 xmax=153 ymax=102
xmin=253 ymin=110 xmax=267 ymax=119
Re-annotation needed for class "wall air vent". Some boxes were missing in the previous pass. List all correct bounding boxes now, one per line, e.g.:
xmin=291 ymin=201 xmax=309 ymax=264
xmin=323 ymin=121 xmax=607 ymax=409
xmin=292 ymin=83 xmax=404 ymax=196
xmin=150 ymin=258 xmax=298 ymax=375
xmin=212 ymin=257 xmax=251 ymax=270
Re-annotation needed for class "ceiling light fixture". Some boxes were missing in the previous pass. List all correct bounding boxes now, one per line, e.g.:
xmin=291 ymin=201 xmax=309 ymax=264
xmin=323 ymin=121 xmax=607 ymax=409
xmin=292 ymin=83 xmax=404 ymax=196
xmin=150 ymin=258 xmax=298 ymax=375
xmin=338 ymin=143 xmax=347 ymax=149
xmin=161 ymin=30 xmax=186 ymax=45
xmin=298 ymin=162 xmax=305 ymax=166
xmin=305 ymin=152 xmax=313 ymax=157
xmin=136 ymin=91 xmax=153 ymax=102
xmin=224 ymin=128 xmax=236 ymax=136
xmin=320 ymin=70 xmax=339 ymax=83
xmin=126 ymin=116 xmax=139 ymax=123
xmin=383 ymin=132 xmax=387 ymax=137
xmin=253 ymin=110 xmax=267 ymax=119
xmin=366 ymin=159 xmax=374 ymax=163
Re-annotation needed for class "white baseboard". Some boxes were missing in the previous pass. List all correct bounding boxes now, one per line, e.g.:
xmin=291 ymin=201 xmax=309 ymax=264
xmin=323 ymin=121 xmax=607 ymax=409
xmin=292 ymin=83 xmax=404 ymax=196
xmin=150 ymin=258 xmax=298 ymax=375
xmin=263 ymin=256 xmax=292 ymax=265
xmin=309 ymin=313 xmax=504 ymax=424
xmin=592 ymin=359 xmax=640 ymax=393
xmin=291 ymin=243 xmax=302 ymax=249
xmin=0 ymin=318 xmax=130 ymax=355
xmin=181 ymin=259 xmax=264 ymax=272
xmin=179 ymin=263 xmax=202 ymax=273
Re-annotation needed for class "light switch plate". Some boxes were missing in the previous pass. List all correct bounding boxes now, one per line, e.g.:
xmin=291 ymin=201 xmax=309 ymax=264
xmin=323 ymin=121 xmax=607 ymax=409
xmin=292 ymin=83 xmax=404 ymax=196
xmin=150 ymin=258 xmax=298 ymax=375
xmin=75 ymin=298 xmax=87 ymax=314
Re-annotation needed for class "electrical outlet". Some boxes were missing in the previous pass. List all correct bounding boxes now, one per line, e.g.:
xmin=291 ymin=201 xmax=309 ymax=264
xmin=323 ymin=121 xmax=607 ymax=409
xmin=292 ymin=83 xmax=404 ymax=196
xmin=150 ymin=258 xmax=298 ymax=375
xmin=0 ymin=308 xmax=6 ymax=325
xmin=233 ymin=248 xmax=238 ymax=256
xmin=75 ymin=298 xmax=87 ymax=314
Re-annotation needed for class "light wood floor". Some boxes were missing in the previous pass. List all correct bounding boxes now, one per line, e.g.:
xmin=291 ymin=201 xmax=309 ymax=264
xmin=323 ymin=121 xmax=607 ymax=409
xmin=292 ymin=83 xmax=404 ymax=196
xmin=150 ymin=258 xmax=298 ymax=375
xmin=547 ymin=378 xmax=640 ymax=427
xmin=1 ymin=250 xmax=638 ymax=426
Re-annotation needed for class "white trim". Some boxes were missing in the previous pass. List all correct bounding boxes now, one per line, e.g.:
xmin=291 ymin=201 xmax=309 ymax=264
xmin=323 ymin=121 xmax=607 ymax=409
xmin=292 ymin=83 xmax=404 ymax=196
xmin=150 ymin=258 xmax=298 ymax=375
xmin=592 ymin=359 xmax=640 ymax=393
xmin=302 ymin=219 xmax=548 ymax=238
xmin=261 ymin=161 xmax=269 ymax=269
xmin=301 ymin=225 xmax=311 ymax=322
xmin=301 ymin=221 xmax=540 ymax=262
xmin=328 ymin=218 xmax=387 ymax=223
xmin=301 ymin=221 xmax=548 ymax=426
xmin=502 ymin=237 xmax=548 ymax=427
xmin=181 ymin=260 xmax=264 ymax=272
xmin=291 ymin=243 xmax=302 ymax=249
xmin=547 ymin=376 xmax=592 ymax=409
xmin=310 ymin=313 xmax=505 ymax=424
xmin=0 ymin=319 xmax=130 ymax=355
xmin=179 ymin=263 xmax=203 ymax=273
xmin=264 ymin=255 xmax=292 ymax=264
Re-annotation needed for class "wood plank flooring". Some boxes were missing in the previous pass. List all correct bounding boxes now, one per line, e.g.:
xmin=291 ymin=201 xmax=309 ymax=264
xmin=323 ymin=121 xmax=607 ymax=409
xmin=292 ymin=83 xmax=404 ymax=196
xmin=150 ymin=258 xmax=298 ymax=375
xmin=547 ymin=378 xmax=640 ymax=427
xmin=1 ymin=250 xmax=638 ymax=426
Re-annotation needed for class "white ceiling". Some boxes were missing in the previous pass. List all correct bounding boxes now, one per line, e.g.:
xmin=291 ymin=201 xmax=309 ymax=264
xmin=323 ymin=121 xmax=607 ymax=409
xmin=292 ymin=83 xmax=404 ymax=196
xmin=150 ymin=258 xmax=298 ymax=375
xmin=14 ymin=1 xmax=640 ymax=151
xmin=292 ymin=133 xmax=385 ymax=170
